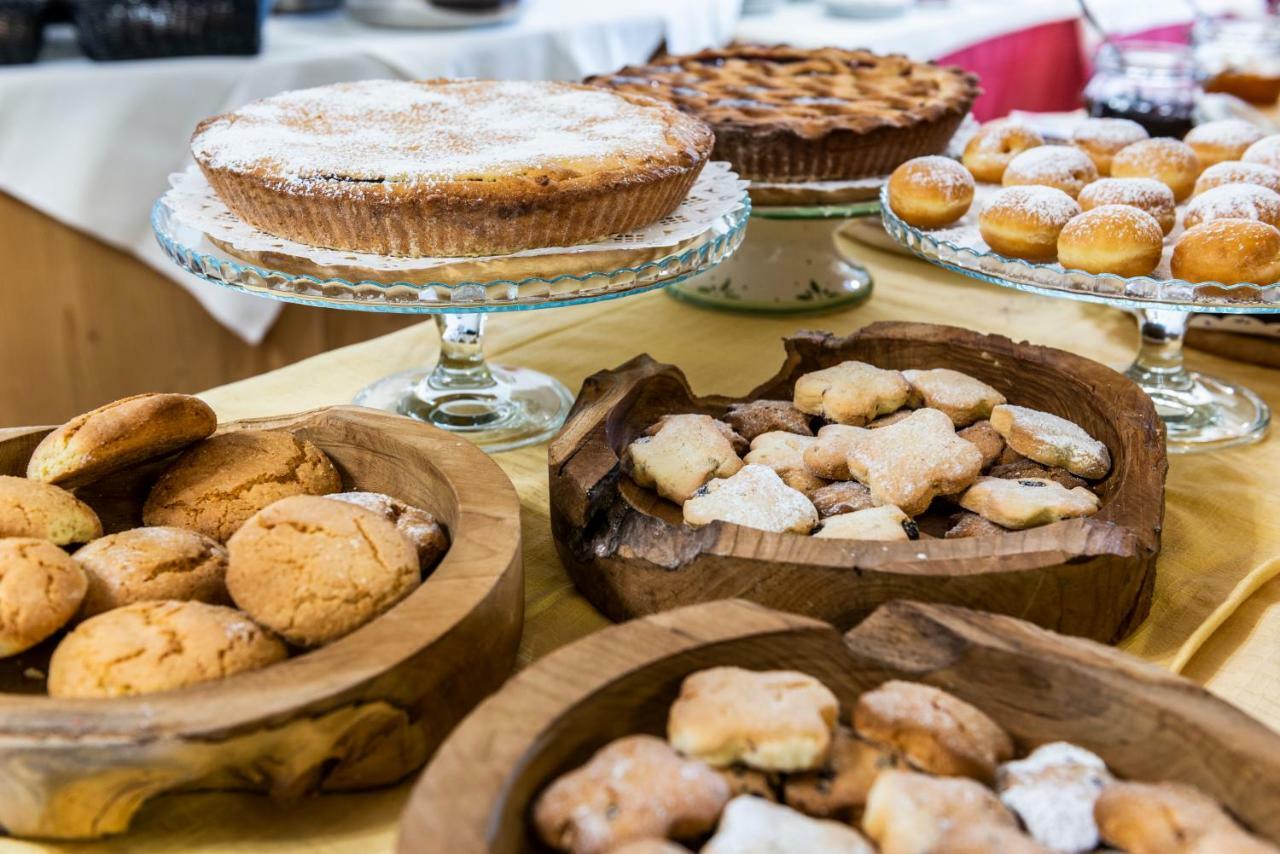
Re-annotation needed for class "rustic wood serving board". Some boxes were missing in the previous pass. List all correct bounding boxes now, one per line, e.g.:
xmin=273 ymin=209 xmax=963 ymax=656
xmin=0 ymin=406 xmax=523 ymax=840
xmin=399 ymin=599 xmax=1280 ymax=853
xmin=548 ymin=322 xmax=1167 ymax=643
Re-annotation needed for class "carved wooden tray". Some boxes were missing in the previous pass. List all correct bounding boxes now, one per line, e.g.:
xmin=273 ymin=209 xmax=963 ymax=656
xmin=0 ymin=406 xmax=523 ymax=840
xmin=548 ymin=322 xmax=1166 ymax=643
xmin=400 ymin=600 xmax=1280 ymax=852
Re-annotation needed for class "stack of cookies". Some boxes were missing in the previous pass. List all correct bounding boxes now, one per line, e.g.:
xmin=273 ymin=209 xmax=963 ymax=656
xmin=624 ymin=361 xmax=1109 ymax=541
xmin=532 ymin=670 xmax=1277 ymax=853
xmin=0 ymin=393 xmax=449 ymax=699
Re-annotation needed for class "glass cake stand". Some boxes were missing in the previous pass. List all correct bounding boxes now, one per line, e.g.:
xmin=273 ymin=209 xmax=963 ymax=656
xmin=152 ymin=175 xmax=749 ymax=453
xmin=880 ymin=186 xmax=1278 ymax=454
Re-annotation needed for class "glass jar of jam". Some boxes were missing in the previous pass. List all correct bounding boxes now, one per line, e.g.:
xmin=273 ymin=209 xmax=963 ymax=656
xmin=1194 ymin=14 xmax=1280 ymax=105
xmin=1083 ymin=42 xmax=1198 ymax=139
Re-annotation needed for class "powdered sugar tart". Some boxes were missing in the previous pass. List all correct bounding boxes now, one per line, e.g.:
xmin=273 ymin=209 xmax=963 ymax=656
xmin=191 ymin=79 xmax=714 ymax=257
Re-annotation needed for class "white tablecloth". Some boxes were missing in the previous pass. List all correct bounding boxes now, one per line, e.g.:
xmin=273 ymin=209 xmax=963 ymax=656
xmin=0 ymin=0 xmax=739 ymax=343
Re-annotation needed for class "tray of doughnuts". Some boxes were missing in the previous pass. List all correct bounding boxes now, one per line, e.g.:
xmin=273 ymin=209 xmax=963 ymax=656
xmin=546 ymin=322 xmax=1166 ymax=644
xmin=400 ymin=599 xmax=1280 ymax=853
xmin=883 ymin=116 xmax=1280 ymax=307
xmin=0 ymin=398 xmax=522 ymax=839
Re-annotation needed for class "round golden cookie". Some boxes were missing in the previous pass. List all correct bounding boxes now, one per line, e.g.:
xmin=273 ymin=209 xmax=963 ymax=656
xmin=143 ymin=430 xmax=341 ymax=541
xmin=1243 ymin=134 xmax=1280 ymax=171
xmin=1110 ymin=138 xmax=1201 ymax=202
xmin=1071 ymin=117 xmax=1148 ymax=175
xmin=1192 ymin=160 xmax=1280 ymax=197
xmin=888 ymin=156 xmax=975 ymax=229
xmin=0 ymin=475 xmax=102 ymax=545
xmin=1184 ymin=119 xmax=1267 ymax=170
xmin=26 ymin=393 xmax=216 ymax=489
xmin=1057 ymin=205 xmax=1164 ymax=278
xmin=47 ymin=600 xmax=285 ymax=698
xmin=1172 ymin=219 xmax=1280 ymax=287
xmin=226 ymin=495 xmax=419 ymax=647
xmin=74 ymin=526 xmax=229 ymax=618
xmin=962 ymin=120 xmax=1044 ymax=183
xmin=1077 ymin=177 xmax=1176 ymax=235
xmin=0 ymin=538 xmax=87 ymax=657
xmin=978 ymin=185 xmax=1080 ymax=262
xmin=324 ymin=491 xmax=449 ymax=571
xmin=1001 ymin=145 xmax=1098 ymax=198
xmin=1184 ymin=184 xmax=1280 ymax=231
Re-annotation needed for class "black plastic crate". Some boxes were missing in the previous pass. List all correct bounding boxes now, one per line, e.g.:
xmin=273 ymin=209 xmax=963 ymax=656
xmin=0 ymin=0 xmax=46 ymax=64
xmin=73 ymin=0 xmax=262 ymax=61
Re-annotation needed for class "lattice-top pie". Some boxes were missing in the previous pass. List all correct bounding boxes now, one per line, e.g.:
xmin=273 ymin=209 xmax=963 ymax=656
xmin=191 ymin=79 xmax=714 ymax=257
xmin=589 ymin=45 xmax=979 ymax=183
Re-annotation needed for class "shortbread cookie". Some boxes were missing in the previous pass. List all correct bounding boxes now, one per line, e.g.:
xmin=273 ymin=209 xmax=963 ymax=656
xmin=868 ymin=410 xmax=915 ymax=429
xmin=682 ymin=465 xmax=818 ymax=534
xmin=987 ymin=459 xmax=1089 ymax=491
xmin=863 ymin=770 xmax=1016 ymax=854
xmin=793 ymin=361 xmax=912 ymax=426
xmin=646 ymin=413 xmax=747 ymax=454
xmin=783 ymin=726 xmax=906 ymax=821
xmin=932 ymin=823 xmax=1051 ymax=854
xmin=844 ymin=410 xmax=984 ymax=516
xmin=26 ymin=393 xmax=217 ymax=488
xmin=902 ymin=369 xmax=1006 ymax=427
xmin=532 ymin=735 xmax=729 ymax=854
xmin=143 ymin=430 xmax=342 ymax=541
xmin=627 ymin=414 xmax=743 ymax=504
xmin=75 ymin=526 xmax=229 ymax=618
xmin=0 ymin=538 xmax=88 ymax=657
xmin=744 ymin=432 xmax=828 ymax=495
xmin=325 ymin=491 xmax=449 ymax=571
xmin=668 ymin=667 xmax=839 ymax=772
xmin=723 ymin=399 xmax=813 ymax=441
xmin=810 ymin=481 xmax=876 ymax=518
xmin=226 ymin=495 xmax=419 ymax=647
xmin=48 ymin=600 xmax=286 ymax=698
xmin=703 ymin=796 xmax=875 ymax=854
xmin=957 ymin=421 xmax=1005 ymax=471
xmin=945 ymin=511 xmax=1008 ymax=539
xmin=853 ymin=681 xmax=1014 ymax=783
xmin=960 ymin=477 xmax=1100 ymax=530
xmin=816 ymin=506 xmax=918 ymax=542
xmin=717 ymin=765 xmax=779 ymax=801
xmin=803 ymin=424 xmax=867 ymax=480
xmin=0 ymin=475 xmax=102 ymax=545
xmin=998 ymin=742 xmax=1111 ymax=854
xmin=989 ymin=405 xmax=1111 ymax=480
xmin=1094 ymin=782 xmax=1245 ymax=854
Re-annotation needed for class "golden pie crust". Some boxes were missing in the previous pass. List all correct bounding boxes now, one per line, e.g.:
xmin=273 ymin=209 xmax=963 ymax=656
xmin=191 ymin=79 xmax=714 ymax=257
xmin=588 ymin=44 xmax=979 ymax=183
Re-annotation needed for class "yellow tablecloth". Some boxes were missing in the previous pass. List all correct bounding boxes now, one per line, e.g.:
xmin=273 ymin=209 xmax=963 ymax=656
xmin=7 ymin=242 xmax=1278 ymax=853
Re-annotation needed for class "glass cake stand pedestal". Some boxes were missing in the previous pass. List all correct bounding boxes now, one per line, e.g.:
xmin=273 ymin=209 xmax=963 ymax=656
xmin=881 ymin=187 xmax=1276 ymax=453
xmin=152 ymin=168 xmax=749 ymax=453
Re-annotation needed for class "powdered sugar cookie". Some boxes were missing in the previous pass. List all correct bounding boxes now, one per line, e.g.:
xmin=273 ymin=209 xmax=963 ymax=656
xmin=902 ymin=369 xmax=1006 ymax=427
xmin=645 ymin=413 xmax=748 ymax=453
xmin=960 ymin=477 xmax=1100 ymax=530
xmin=783 ymin=726 xmax=906 ymax=821
xmin=793 ymin=362 xmax=912 ymax=426
xmin=815 ymin=506 xmax=919 ymax=542
xmin=723 ymin=399 xmax=813 ymax=441
xmin=744 ymin=432 xmax=828 ymax=495
xmin=532 ymin=735 xmax=729 ymax=854
xmin=810 ymin=480 xmax=876 ymax=518
xmin=803 ymin=424 xmax=867 ymax=480
xmin=668 ymin=667 xmax=839 ymax=772
xmin=682 ymin=465 xmax=818 ymax=534
xmin=627 ymin=414 xmax=743 ymax=504
xmin=1094 ymin=781 xmax=1247 ymax=854
xmin=844 ymin=409 xmax=984 ymax=516
xmin=957 ymin=420 xmax=1005 ymax=470
xmin=997 ymin=742 xmax=1111 ymax=854
xmin=853 ymin=681 xmax=1014 ymax=783
xmin=704 ymin=796 xmax=875 ymax=854
xmin=933 ymin=823 xmax=1051 ymax=854
xmin=863 ymin=770 xmax=1017 ymax=854
xmin=989 ymin=404 xmax=1111 ymax=480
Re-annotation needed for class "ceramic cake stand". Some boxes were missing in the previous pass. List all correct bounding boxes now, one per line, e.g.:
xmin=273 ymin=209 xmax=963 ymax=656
xmin=153 ymin=165 xmax=749 ymax=453
xmin=881 ymin=186 xmax=1278 ymax=454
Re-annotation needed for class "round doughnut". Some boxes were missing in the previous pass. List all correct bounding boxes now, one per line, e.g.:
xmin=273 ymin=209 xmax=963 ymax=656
xmin=1184 ymin=120 xmax=1267 ymax=170
xmin=1192 ymin=160 xmax=1280 ymax=197
xmin=1057 ymin=205 xmax=1164 ymax=278
xmin=1077 ymin=177 xmax=1176 ymax=235
xmin=1184 ymin=184 xmax=1280 ymax=230
xmin=1071 ymin=117 xmax=1148 ymax=175
xmin=1243 ymin=134 xmax=1280 ymax=171
xmin=978 ymin=185 xmax=1081 ymax=262
xmin=1171 ymin=219 xmax=1280 ymax=287
xmin=1111 ymin=138 xmax=1201 ymax=202
xmin=962 ymin=120 xmax=1044 ymax=183
xmin=1002 ymin=145 xmax=1099 ymax=198
xmin=888 ymin=156 xmax=975 ymax=229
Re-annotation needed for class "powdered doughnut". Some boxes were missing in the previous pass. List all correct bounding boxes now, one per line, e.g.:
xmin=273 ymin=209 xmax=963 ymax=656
xmin=888 ymin=156 xmax=975 ymax=229
xmin=1077 ymin=177 xmax=1176 ymax=235
xmin=1057 ymin=205 xmax=1164 ymax=278
xmin=978 ymin=186 xmax=1080 ymax=262
xmin=1002 ymin=145 xmax=1099 ymax=198
xmin=1071 ymin=117 xmax=1148 ymax=175
xmin=1111 ymin=138 xmax=1201 ymax=202
xmin=1243 ymin=134 xmax=1280 ymax=171
xmin=1192 ymin=160 xmax=1280 ymax=197
xmin=1184 ymin=184 xmax=1280 ymax=230
xmin=962 ymin=120 xmax=1044 ymax=183
xmin=1171 ymin=219 xmax=1280 ymax=288
xmin=1185 ymin=120 xmax=1267 ymax=169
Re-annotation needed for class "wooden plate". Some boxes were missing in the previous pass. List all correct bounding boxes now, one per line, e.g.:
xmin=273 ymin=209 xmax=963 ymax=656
xmin=399 ymin=599 xmax=1280 ymax=852
xmin=548 ymin=322 xmax=1167 ymax=643
xmin=0 ymin=406 xmax=523 ymax=840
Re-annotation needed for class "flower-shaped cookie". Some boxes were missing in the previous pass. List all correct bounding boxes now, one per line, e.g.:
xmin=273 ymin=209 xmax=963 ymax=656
xmin=703 ymin=796 xmax=874 ymax=854
xmin=997 ymin=743 xmax=1111 ymax=854
xmin=815 ymin=506 xmax=918 ymax=542
xmin=903 ymin=368 xmax=1007 ymax=427
xmin=723 ymin=399 xmax=813 ymax=441
xmin=794 ymin=361 xmax=912 ymax=426
xmin=744 ymin=431 xmax=827 ymax=495
xmin=863 ymin=770 xmax=1020 ymax=854
xmin=682 ymin=465 xmax=818 ymax=534
xmin=959 ymin=477 xmax=1100 ymax=530
xmin=627 ymin=414 xmax=743 ymax=504
xmin=844 ymin=409 xmax=984 ymax=516
xmin=989 ymin=405 xmax=1111 ymax=480
xmin=803 ymin=424 xmax=868 ymax=480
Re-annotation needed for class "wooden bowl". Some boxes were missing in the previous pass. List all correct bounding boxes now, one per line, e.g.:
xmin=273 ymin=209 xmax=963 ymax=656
xmin=400 ymin=599 xmax=1280 ymax=852
xmin=0 ymin=406 xmax=523 ymax=840
xmin=548 ymin=322 xmax=1167 ymax=643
